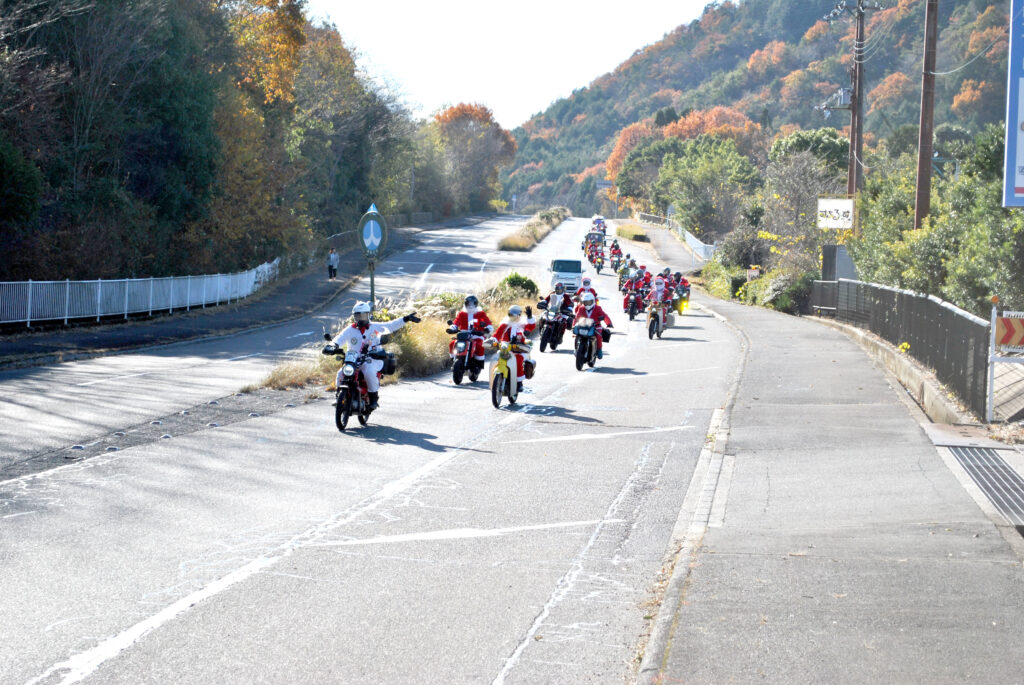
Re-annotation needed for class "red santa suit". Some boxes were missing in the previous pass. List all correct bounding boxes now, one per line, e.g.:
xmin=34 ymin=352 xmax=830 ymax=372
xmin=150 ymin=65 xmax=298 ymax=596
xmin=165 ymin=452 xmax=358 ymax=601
xmin=573 ymin=302 xmax=612 ymax=354
xmin=493 ymin=314 xmax=536 ymax=382
xmin=450 ymin=306 xmax=493 ymax=360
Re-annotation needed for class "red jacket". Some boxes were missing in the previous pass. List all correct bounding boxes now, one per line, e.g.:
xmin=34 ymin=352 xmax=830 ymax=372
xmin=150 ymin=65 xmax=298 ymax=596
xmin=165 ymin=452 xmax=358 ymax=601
xmin=453 ymin=309 xmax=492 ymax=333
xmin=573 ymin=303 xmax=612 ymax=328
xmin=575 ymin=286 xmax=598 ymax=299
xmin=494 ymin=318 xmax=536 ymax=344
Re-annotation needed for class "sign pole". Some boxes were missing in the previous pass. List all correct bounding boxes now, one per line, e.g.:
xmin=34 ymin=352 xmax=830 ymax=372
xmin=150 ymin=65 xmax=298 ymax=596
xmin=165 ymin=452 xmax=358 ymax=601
xmin=988 ymin=302 xmax=997 ymax=423
xmin=369 ymin=260 xmax=376 ymax=312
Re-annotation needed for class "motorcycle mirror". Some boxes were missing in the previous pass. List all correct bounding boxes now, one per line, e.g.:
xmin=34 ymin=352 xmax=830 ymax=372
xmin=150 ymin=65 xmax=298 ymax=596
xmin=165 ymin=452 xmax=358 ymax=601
xmin=447 ymin=319 xmax=453 ymax=325
xmin=323 ymin=332 xmax=332 ymax=341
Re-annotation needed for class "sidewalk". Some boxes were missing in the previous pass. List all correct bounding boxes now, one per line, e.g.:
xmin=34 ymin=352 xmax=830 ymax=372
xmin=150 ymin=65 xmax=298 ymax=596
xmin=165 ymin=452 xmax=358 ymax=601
xmin=0 ymin=216 xmax=491 ymax=369
xmin=639 ymin=228 xmax=1024 ymax=682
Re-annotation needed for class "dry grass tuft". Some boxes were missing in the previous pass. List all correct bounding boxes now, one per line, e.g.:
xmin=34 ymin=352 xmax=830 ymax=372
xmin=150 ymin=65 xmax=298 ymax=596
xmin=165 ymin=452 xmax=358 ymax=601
xmin=388 ymin=318 xmax=451 ymax=379
xmin=616 ymin=223 xmax=649 ymax=242
xmin=260 ymin=355 xmax=341 ymax=390
xmin=497 ymin=207 xmax=570 ymax=251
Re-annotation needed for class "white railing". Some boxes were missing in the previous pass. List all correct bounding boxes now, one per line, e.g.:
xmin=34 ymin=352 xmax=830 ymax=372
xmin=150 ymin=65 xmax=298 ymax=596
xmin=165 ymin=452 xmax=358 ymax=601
xmin=0 ymin=259 xmax=280 ymax=326
xmin=636 ymin=213 xmax=716 ymax=262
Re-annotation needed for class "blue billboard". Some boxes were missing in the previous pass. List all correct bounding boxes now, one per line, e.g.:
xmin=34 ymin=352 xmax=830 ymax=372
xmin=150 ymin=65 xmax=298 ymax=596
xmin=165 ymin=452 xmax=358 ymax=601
xmin=1004 ymin=0 xmax=1024 ymax=206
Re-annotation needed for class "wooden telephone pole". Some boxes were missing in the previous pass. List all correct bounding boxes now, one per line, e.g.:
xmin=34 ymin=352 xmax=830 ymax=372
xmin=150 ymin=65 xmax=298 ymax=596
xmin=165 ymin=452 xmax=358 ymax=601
xmin=914 ymin=0 xmax=939 ymax=229
xmin=829 ymin=1 xmax=878 ymax=195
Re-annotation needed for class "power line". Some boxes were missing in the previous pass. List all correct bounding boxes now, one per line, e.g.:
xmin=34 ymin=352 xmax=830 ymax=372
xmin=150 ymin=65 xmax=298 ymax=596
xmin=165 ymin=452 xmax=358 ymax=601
xmin=928 ymin=24 xmax=1011 ymax=76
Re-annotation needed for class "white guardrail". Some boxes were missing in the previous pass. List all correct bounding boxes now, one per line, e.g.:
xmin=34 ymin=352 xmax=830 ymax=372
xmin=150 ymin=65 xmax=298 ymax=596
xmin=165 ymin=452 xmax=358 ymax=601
xmin=635 ymin=213 xmax=716 ymax=262
xmin=0 ymin=259 xmax=280 ymax=326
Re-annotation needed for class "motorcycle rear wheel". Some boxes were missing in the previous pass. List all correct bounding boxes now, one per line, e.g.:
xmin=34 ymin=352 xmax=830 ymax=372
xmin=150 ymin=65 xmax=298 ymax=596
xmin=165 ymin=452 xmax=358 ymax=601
xmin=491 ymin=375 xmax=504 ymax=408
xmin=335 ymin=388 xmax=351 ymax=432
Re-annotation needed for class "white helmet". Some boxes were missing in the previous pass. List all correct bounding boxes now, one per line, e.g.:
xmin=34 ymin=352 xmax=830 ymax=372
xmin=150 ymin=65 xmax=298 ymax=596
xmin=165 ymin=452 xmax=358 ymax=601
xmin=351 ymin=301 xmax=371 ymax=324
xmin=507 ymin=305 xmax=522 ymax=323
xmin=581 ymin=292 xmax=596 ymax=307
xmin=582 ymin=277 xmax=592 ymax=287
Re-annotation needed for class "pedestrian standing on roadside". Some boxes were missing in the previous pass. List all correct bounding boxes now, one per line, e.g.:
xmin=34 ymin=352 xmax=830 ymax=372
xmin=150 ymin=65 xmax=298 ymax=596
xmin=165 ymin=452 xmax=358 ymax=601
xmin=327 ymin=247 xmax=340 ymax=281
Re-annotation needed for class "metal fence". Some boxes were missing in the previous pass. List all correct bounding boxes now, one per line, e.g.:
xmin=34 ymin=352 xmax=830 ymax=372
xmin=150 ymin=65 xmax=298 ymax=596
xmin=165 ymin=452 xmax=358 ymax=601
xmin=0 ymin=259 xmax=279 ymax=327
xmin=816 ymin=279 xmax=990 ymax=417
xmin=635 ymin=212 xmax=716 ymax=261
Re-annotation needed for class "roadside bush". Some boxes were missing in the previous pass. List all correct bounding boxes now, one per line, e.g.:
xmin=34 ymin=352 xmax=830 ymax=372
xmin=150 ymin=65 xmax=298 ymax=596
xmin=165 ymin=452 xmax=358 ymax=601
xmin=616 ymin=223 xmax=649 ymax=242
xmin=737 ymin=268 xmax=818 ymax=314
xmin=497 ymin=206 xmax=570 ymax=251
xmin=699 ymin=259 xmax=744 ymax=301
xmin=500 ymin=272 xmax=538 ymax=295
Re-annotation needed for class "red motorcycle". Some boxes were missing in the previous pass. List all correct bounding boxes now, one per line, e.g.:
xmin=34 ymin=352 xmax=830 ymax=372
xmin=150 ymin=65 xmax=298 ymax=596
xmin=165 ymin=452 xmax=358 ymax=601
xmin=446 ymin=322 xmax=488 ymax=384
xmin=322 ymin=335 xmax=394 ymax=431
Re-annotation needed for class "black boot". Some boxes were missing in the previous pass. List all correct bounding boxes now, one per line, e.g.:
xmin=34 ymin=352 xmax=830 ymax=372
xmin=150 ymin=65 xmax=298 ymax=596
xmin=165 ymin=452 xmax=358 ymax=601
xmin=367 ymin=392 xmax=379 ymax=411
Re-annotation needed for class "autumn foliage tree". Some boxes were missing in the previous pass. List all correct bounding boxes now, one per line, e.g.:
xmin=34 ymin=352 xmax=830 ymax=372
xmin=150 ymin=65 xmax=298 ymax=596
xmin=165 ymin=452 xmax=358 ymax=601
xmin=434 ymin=103 xmax=517 ymax=213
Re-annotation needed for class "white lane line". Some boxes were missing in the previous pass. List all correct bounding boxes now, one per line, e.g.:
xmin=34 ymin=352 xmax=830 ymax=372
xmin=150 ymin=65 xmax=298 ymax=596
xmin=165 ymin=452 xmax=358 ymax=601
xmin=506 ymin=425 xmax=693 ymax=444
xmin=2 ymin=510 xmax=37 ymax=519
xmin=227 ymin=353 xmax=265 ymax=361
xmin=75 ymin=372 xmax=150 ymax=387
xmin=25 ymin=441 xmax=481 ymax=685
xmin=480 ymin=253 xmax=491 ymax=275
xmin=285 ymin=332 xmax=314 ymax=339
xmin=309 ymin=519 xmax=615 ymax=548
xmin=492 ymin=444 xmax=653 ymax=685
xmin=414 ymin=263 xmax=434 ymax=292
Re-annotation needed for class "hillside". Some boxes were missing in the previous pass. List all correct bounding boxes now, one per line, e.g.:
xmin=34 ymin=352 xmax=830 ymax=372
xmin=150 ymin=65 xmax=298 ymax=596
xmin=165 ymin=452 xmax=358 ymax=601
xmin=503 ymin=0 xmax=1008 ymax=214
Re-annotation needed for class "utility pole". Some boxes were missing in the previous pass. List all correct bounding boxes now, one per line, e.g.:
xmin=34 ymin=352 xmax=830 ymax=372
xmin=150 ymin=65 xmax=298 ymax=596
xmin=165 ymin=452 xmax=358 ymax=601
xmin=914 ymin=0 xmax=939 ymax=229
xmin=827 ymin=1 xmax=880 ymax=195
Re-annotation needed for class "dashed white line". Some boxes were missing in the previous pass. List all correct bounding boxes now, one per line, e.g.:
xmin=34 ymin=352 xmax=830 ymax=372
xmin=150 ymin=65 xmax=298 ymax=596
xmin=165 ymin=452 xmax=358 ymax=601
xmin=310 ymin=519 xmax=614 ymax=548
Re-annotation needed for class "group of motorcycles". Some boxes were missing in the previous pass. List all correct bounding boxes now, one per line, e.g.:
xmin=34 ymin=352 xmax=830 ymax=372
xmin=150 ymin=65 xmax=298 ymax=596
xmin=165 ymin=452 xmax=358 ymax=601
xmin=619 ymin=276 xmax=690 ymax=340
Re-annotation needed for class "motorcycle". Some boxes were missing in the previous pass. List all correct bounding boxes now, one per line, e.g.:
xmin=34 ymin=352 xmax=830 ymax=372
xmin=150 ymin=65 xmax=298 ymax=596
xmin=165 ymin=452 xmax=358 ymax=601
xmin=673 ymin=284 xmax=691 ymax=314
xmin=535 ymin=300 xmax=570 ymax=352
xmin=572 ymin=315 xmax=599 ymax=371
xmin=610 ymin=256 xmax=622 ymax=273
xmin=322 ymin=335 xmax=392 ymax=432
xmin=446 ymin=323 xmax=487 ymax=384
xmin=594 ymin=255 xmax=604 ymax=274
xmin=488 ymin=340 xmax=531 ymax=407
xmin=647 ymin=299 xmax=671 ymax=339
xmin=625 ymin=285 xmax=648 ymax=321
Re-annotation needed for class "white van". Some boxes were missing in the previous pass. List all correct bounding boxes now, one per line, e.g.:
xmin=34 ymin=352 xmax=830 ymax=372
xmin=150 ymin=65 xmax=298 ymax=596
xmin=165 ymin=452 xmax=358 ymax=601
xmin=549 ymin=258 xmax=583 ymax=290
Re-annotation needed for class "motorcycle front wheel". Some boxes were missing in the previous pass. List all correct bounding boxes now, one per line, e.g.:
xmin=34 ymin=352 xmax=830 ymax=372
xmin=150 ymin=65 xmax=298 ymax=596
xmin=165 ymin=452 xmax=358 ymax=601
xmin=629 ymin=302 xmax=636 ymax=321
xmin=540 ymin=326 xmax=551 ymax=353
xmin=335 ymin=388 xmax=351 ymax=432
xmin=491 ymin=374 xmax=504 ymax=408
xmin=452 ymin=357 xmax=465 ymax=385
xmin=648 ymin=316 xmax=657 ymax=340
xmin=575 ymin=338 xmax=587 ymax=371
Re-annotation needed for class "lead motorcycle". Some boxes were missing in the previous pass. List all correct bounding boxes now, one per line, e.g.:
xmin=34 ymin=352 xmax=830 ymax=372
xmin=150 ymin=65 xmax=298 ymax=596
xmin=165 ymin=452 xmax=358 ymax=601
xmin=647 ymin=298 xmax=672 ymax=339
xmin=322 ymin=334 xmax=395 ymax=431
xmin=535 ymin=300 xmax=571 ymax=352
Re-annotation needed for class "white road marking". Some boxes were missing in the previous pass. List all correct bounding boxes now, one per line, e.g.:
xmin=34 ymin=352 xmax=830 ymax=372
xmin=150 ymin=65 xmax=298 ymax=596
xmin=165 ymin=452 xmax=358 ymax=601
xmin=310 ymin=519 xmax=614 ymax=548
xmin=227 ymin=353 xmax=265 ymax=361
xmin=506 ymin=425 xmax=693 ymax=444
xmin=75 ymin=372 xmax=150 ymax=387
xmin=480 ymin=253 xmax=491 ymax=275
xmin=414 ymin=263 xmax=434 ymax=292
xmin=285 ymin=332 xmax=314 ymax=339
xmin=2 ymin=510 xmax=37 ymax=519
xmin=25 ymin=439 xmax=484 ymax=685
xmin=493 ymin=444 xmax=653 ymax=684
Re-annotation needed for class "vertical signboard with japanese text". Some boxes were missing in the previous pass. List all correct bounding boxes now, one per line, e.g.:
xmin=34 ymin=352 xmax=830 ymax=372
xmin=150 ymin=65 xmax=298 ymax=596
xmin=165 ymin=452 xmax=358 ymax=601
xmin=1003 ymin=0 xmax=1024 ymax=206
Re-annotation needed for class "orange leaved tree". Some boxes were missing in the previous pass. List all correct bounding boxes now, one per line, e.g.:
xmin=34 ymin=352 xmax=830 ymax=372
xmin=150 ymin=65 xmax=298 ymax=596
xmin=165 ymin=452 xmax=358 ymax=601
xmin=434 ymin=103 xmax=517 ymax=213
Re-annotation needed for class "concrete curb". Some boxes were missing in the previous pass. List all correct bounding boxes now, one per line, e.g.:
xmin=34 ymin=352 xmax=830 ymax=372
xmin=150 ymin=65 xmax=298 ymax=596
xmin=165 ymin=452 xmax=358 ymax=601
xmin=636 ymin=300 xmax=751 ymax=684
xmin=808 ymin=315 xmax=975 ymax=425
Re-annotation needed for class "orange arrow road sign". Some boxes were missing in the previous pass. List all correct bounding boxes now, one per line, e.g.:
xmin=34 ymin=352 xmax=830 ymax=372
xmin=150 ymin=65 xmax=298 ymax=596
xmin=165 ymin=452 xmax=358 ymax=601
xmin=996 ymin=317 xmax=1024 ymax=346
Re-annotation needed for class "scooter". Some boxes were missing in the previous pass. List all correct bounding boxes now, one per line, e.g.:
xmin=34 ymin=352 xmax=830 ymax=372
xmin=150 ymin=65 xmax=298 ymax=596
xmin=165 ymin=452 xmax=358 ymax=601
xmin=647 ymin=300 xmax=671 ymax=339
xmin=673 ymin=284 xmax=691 ymax=314
xmin=594 ymin=255 xmax=604 ymax=274
xmin=488 ymin=340 xmax=531 ymax=407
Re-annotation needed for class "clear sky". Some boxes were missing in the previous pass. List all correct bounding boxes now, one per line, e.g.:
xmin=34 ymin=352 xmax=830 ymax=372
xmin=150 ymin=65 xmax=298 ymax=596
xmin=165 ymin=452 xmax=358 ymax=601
xmin=304 ymin=0 xmax=709 ymax=129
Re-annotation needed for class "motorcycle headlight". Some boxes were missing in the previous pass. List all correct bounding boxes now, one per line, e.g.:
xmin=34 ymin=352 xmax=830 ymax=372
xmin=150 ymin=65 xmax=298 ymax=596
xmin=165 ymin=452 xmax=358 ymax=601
xmin=455 ymin=341 xmax=466 ymax=351
xmin=342 ymin=363 xmax=356 ymax=377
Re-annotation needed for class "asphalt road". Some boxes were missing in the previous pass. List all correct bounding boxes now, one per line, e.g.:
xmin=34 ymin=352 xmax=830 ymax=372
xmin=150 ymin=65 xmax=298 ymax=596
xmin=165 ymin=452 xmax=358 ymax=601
xmin=1 ymin=217 xmax=735 ymax=683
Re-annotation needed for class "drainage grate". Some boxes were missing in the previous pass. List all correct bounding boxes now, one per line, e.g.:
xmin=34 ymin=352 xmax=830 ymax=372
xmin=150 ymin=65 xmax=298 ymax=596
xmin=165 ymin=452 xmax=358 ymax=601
xmin=949 ymin=446 xmax=1024 ymax=526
